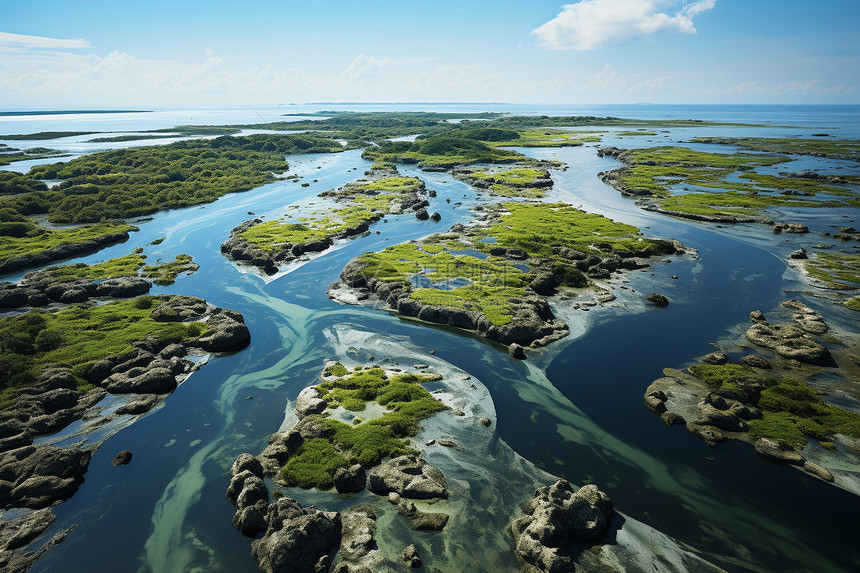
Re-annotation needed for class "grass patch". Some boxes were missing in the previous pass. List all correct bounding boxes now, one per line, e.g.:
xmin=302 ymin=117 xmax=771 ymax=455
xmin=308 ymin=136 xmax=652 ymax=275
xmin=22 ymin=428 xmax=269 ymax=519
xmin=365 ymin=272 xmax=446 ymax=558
xmin=280 ymin=366 xmax=448 ymax=489
xmin=804 ymin=252 xmax=860 ymax=290
xmin=0 ymin=296 xmax=209 ymax=398
xmin=689 ymin=363 xmax=860 ymax=447
xmin=0 ymin=222 xmax=135 ymax=267
xmin=690 ymin=137 xmax=860 ymax=161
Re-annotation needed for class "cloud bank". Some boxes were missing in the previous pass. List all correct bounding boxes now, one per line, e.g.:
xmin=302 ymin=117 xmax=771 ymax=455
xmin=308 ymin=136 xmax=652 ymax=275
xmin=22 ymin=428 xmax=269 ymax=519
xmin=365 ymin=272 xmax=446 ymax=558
xmin=0 ymin=32 xmax=91 ymax=50
xmin=533 ymin=0 xmax=716 ymax=50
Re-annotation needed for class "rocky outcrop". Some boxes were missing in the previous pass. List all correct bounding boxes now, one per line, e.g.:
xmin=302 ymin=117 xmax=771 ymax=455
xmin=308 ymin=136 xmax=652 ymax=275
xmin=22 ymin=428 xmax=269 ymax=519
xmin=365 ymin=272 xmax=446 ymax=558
xmin=511 ymin=480 xmax=614 ymax=573
xmin=0 ymin=445 xmax=91 ymax=510
xmin=111 ymin=450 xmax=133 ymax=466
xmin=338 ymin=505 xmax=377 ymax=563
xmin=250 ymin=497 xmax=341 ymax=573
xmin=0 ymin=508 xmax=76 ymax=573
xmin=366 ymin=455 xmax=447 ymax=500
xmin=746 ymin=317 xmax=832 ymax=365
xmin=398 ymin=499 xmax=449 ymax=530
xmin=647 ymin=293 xmax=669 ymax=307
xmin=334 ymin=464 xmax=366 ymax=494
xmin=402 ymin=544 xmax=422 ymax=568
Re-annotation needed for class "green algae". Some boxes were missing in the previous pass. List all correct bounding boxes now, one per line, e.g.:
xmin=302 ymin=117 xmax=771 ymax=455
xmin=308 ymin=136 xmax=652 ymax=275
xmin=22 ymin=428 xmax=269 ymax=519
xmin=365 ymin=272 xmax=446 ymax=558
xmin=804 ymin=252 xmax=860 ymax=290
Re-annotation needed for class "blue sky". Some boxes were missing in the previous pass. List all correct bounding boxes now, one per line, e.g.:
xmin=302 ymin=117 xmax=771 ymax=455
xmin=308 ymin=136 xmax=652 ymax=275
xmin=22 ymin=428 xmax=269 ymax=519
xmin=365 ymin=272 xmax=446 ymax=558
xmin=1 ymin=0 xmax=858 ymax=106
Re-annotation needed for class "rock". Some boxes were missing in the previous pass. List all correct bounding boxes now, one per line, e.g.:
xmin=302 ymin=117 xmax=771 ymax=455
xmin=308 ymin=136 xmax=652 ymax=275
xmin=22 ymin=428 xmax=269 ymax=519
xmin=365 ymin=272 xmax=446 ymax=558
xmin=295 ymin=387 xmax=327 ymax=418
xmin=115 ymin=394 xmax=159 ymax=415
xmin=103 ymin=367 xmax=177 ymax=394
xmin=643 ymin=392 xmax=667 ymax=414
xmin=789 ymin=248 xmax=808 ymax=260
xmin=334 ymin=464 xmax=366 ymax=494
xmin=0 ymin=507 xmax=56 ymax=551
xmin=258 ymin=431 xmax=303 ymax=476
xmin=511 ymin=480 xmax=613 ymax=573
xmin=0 ymin=445 xmax=92 ymax=510
xmin=479 ymin=417 xmax=492 ymax=427
xmin=227 ymin=470 xmax=257 ymax=506
xmin=339 ymin=505 xmax=377 ymax=562
xmin=702 ymin=351 xmax=728 ymax=365
xmin=366 ymin=455 xmax=447 ymax=499
xmin=191 ymin=308 xmax=251 ymax=352
xmin=686 ymin=422 xmax=725 ymax=446
xmin=398 ymin=500 xmax=449 ymax=531
xmin=387 ymin=492 xmax=401 ymax=504
xmin=250 ymin=497 xmax=340 ymax=573
xmin=236 ymin=476 xmax=269 ymax=510
xmin=696 ymin=402 xmax=747 ymax=432
xmin=402 ymin=544 xmax=422 ymax=568
xmin=754 ymin=438 xmax=804 ymax=465
xmin=415 ymin=207 xmax=429 ymax=220
xmin=647 ymin=293 xmax=669 ymax=307
xmin=111 ymin=450 xmax=133 ymax=466
xmin=739 ymin=354 xmax=771 ymax=369
xmin=746 ymin=322 xmax=832 ymax=365
xmin=773 ymin=223 xmax=809 ymax=234
xmin=151 ymin=296 xmax=208 ymax=322
xmin=661 ymin=411 xmax=686 ymax=426
xmin=430 ymin=212 xmax=441 ymax=222
xmin=749 ymin=310 xmax=766 ymax=323
xmin=803 ymin=461 xmax=834 ymax=482
xmin=509 ymin=343 xmax=526 ymax=360
xmin=233 ymin=501 xmax=269 ymax=538
xmin=529 ymin=274 xmax=556 ymax=296
xmin=94 ymin=277 xmax=151 ymax=297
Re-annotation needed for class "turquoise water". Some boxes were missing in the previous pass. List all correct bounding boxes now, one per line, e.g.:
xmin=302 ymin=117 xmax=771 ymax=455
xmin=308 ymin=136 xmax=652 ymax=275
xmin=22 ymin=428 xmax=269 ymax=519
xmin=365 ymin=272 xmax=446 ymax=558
xmin=1 ymin=106 xmax=858 ymax=572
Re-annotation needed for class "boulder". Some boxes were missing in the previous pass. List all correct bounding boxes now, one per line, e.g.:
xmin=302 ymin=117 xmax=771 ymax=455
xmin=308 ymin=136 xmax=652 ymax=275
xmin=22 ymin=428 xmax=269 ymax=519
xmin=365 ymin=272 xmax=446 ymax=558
xmin=191 ymin=309 xmax=251 ymax=352
xmin=415 ymin=207 xmax=429 ymax=220
xmin=398 ymin=500 xmax=449 ymax=530
xmin=402 ymin=544 xmax=422 ymax=568
xmin=339 ymin=505 xmax=377 ymax=562
xmin=366 ymin=455 xmax=447 ymax=499
xmin=231 ymin=453 xmax=265 ymax=479
xmin=746 ymin=322 xmax=832 ymax=365
xmin=0 ymin=507 xmax=56 ymax=551
xmin=250 ymin=497 xmax=341 ymax=573
xmin=647 ymin=293 xmax=669 ymax=307
xmin=115 ymin=394 xmax=159 ymax=415
xmin=94 ymin=277 xmax=151 ymax=297
xmin=739 ymin=354 xmax=771 ymax=369
xmin=509 ymin=343 xmax=526 ymax=360
xmin=103 ymin=367 xmax=177 ymax=394
xmin=754 ymin=438 xmax=804 ymax=465
xmin=789 ymin=248 xmax=808 ymax=260
xmin=111 ymin=450 xmax=133 ymax=466
xmin=233 ymin=499 xmax=269 ymax=538
xmin=686 ymin=423 xmax=725 ymax=446
xmin=295 ymin=387 xmax=327 ymax=418
xmin=702 ymin=351 xmax=728 ymax=365
xmin=511 ymin=480 xmax=613 ymax=573
xmin=334 ymin=464 xmax=366 ymax=494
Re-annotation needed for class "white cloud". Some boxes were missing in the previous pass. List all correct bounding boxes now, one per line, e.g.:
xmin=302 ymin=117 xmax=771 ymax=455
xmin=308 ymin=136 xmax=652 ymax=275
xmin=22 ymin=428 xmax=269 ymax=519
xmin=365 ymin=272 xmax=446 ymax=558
xmin=0 ymin=31 xmax=91 ymax=50
xmin=532 ymin=0 xmax=715 ymax=50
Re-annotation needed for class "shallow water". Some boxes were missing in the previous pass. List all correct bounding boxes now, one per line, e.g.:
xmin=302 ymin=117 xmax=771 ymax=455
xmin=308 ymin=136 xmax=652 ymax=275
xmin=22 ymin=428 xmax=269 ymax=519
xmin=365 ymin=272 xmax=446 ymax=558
xmin=1 ymin=106 xmax=858 ymax=572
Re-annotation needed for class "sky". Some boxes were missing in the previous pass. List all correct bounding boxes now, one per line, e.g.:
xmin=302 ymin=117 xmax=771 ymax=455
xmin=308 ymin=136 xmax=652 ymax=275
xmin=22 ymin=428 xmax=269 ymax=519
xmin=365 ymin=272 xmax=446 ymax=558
xmin=1 ymin=0 xmax=859 ymax=107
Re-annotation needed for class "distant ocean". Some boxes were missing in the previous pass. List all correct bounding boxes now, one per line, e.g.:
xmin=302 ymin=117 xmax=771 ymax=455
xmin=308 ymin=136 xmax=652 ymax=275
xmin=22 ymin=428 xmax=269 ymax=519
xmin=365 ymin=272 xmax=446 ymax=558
xmin=2 ymin=104 xmax=859 ymax=138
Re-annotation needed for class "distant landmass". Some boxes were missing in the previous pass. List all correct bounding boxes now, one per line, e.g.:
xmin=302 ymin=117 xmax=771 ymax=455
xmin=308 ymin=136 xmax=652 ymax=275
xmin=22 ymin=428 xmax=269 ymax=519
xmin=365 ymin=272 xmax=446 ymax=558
xmin=303 ymin=102 xmax=511 ymax=106
xmin=0 ymin=110 xmax=152 ymax=116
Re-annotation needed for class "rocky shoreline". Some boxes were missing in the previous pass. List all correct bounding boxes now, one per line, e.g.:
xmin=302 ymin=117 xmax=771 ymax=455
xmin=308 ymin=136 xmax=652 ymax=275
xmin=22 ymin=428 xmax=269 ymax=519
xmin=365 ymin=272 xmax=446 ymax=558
xmin=222 ymin=169 xmax=434 ymax=274
xmin=329 ymin=204 xmax=685 ymax=355
xmin=0 ymin=296 xmax=251 ymax=571
xmin=644 ymin=299 xmax=860 ymax=488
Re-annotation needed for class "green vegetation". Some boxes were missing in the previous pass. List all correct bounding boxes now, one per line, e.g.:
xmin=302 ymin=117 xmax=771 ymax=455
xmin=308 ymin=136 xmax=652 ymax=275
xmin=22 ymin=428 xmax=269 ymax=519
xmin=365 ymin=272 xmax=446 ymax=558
xmin=460 ymin=167 xmax=553 ymax=198
xmin=479 ymin=128 xmax=601 ymax=148
xmin=363 ymin=136 xmax=526 ymax=169
xmin=0 ymin=296 xmax=208 ymax=401
xmin=37 ymin=250 xmax=198 ymax=286
xmin=279 ymin=367 xmax=448 ymax=489
xmin=0 ymin=133 xmax=348 ymax=225
xmin=602 ymin=146 xmax=855 ymax=220
xmin=690 ymin=137 xmax=860 ymax=161
xmin=616 ymin=130 xmax=657 ymax=136
xmin=804 ymin=252 xmax=860 ymax=290
xmin=86 ymin=134 xmax=178 ymax=143
xmin=351 ymin=202 xmax=671 ymax=326
xmin=844 ymin=296 xmax=860 ymax=311
xmin=240 ymin=173 xmax=425 ymax=251
xmin=149 ymin=126 xmax=242 ymax=136
xmin=688 ymin=363 xmax=860 ymax=447
xmin=0 ymin=221 xmax=134 ymax=266
xmin=0 ymin=171 xmax=48 ymax=195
